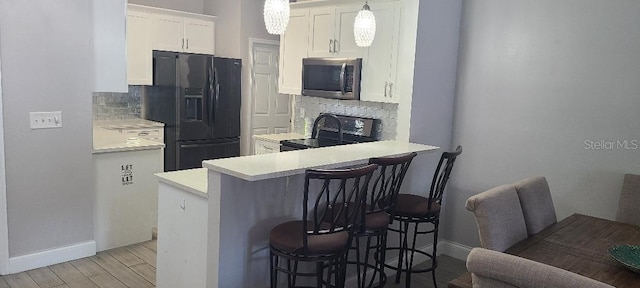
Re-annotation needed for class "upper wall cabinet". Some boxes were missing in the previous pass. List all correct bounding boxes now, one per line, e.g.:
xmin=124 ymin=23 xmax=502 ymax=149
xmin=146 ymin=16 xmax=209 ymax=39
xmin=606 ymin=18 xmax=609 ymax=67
xmin=308 ymin=5 xmax=363 ymax=58
xmin=360 ymin=2 xmax=400 ymax=103
xmin=278 ymin=0 xmax=415 ymax=104
xmin=126 ymin=4 xmax=216 ymax=86
xmin=127 ymin=7 xmax=153 ymax=86
xmin=279 ymin=8 xmax=310 ymax=95
xmin=93 ymin=0 xmax=127 ymax=92
xmin=151 ymin=14 xmax=215 ymax=54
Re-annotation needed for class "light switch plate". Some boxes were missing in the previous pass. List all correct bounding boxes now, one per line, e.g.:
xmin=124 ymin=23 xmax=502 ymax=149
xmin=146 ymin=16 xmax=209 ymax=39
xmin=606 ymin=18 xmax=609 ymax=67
xmin=30 ymin=111 xmax=62 ymax=129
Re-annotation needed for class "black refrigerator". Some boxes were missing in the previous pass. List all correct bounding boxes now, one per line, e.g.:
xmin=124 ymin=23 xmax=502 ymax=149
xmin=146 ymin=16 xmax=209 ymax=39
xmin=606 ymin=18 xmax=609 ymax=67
xmin=142 ymin=51 xmax=241 ymax=171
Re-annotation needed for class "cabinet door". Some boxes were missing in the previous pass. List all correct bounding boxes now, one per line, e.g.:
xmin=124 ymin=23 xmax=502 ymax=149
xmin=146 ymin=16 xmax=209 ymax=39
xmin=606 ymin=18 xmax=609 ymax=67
xmin=334 ymin=5 xmax=363 ymax=58
xmin=308 ymin=7 xmax=335 ymax=57
xmin=184 ymin=18 xmax=215 ymax=55
xmin=360 ymin=2 xmax=399 ymax=103
xmin=94 ymin=0 xmax=127 ymax=92
xmin=152 ymin=14 xmax=185 ymax=52
xmin=127 ymin=10 xmax=153 ymax=86
xmin=279 ymin=8 xmax=309 ymax=95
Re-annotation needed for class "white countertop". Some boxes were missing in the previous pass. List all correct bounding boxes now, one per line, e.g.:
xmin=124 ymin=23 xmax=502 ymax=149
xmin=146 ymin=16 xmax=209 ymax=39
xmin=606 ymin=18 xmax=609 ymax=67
xmin=94 ymin=119 xmax=165 ymax=129
xmin=156 ymin=168 xmax=208 ymax=198
xmin=203 ymin=140 xmax=439 ymax=181
xmin=253 ymin=133 xmax=305 ymax=143
xmin=93 ymin=127 xmax=165 ymax=154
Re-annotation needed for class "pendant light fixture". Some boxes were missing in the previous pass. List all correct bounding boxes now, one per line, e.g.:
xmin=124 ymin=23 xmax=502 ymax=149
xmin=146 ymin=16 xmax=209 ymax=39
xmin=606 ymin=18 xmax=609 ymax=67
xmin=354 ymin=2 xmax=376 ymax=47
xmin=263 ymin=0 xmax=290 ymax=35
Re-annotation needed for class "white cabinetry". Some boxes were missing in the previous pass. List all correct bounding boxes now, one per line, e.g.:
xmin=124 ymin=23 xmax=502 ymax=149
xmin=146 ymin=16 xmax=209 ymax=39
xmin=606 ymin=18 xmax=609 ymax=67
xmin=360 ymin=2 xmax=400 ymax=103
xmin=157 ymin=180 xmax=208 ymax=288
xmin=252 ymin=133 xmax=304 ymax=155
xmin=151 ymin=14 xmax=215 ymax=54
xmin=278 ymin=8 xmax=310 ymax=95
xmin=93 ymin=0 xmax=127 ymax=92
xmin=254 ymin=139 xmax=280 ymax=155
xmin=127 ymin=7 xmax=153 ymax=86
xmin=126 ymin=4 xmax=216 ymax=86
xmin=308 ymin=5 xmax=363 ymax=58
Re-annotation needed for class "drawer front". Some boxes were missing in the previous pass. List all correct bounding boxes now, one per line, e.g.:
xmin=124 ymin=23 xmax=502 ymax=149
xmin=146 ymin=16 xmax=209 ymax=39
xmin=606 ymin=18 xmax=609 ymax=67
xmin=122 ymin=128 xmax=163 ymax=142
xmin=254 ymin=140 xmax=280 ymax=155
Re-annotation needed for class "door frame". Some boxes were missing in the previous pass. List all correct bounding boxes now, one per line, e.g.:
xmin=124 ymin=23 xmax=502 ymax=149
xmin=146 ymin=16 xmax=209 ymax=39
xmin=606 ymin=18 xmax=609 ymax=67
xmin=0 ymin=44 xmax=10 ymax=274
xmin=245 ymin=38 xmax=282 ymax=155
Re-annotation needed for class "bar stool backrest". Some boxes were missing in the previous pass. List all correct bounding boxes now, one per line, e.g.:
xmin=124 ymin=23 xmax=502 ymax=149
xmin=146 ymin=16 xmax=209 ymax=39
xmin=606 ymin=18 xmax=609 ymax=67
xmin=368 ymin=152 xmax=418 ymax=217
xmin=303 ymin=164 xmax=378 ymax=249
xmin=428 ymin=145 xmax=463 ymax=213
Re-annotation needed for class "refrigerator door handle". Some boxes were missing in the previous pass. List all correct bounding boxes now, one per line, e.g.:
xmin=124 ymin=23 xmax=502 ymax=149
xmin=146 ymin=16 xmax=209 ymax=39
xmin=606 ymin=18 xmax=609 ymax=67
xmin=214 ymin=67 xmax=220 ymax=126
xmin=208 ymin=65 xmax=214 ymax=125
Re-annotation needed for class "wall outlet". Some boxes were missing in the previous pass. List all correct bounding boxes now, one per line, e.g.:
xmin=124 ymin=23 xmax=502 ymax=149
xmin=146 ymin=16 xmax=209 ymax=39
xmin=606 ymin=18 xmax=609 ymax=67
xmin=30 ymin=111 xmax=62 ymax=129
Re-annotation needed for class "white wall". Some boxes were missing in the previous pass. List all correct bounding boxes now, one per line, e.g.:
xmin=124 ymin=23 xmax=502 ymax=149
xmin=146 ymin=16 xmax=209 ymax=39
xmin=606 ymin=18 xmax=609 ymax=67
xmin=129 ymin=0 xmax=204 ymax=13
xmin=443 ymin=0 xmax=640 ymax=247
xmin=205 ymin=0 xmax=278 ymax=155
xmin=0 ymin=1 xmax=94 ymax=257
xmin=402 ymin=0 xmax=463 ymax=205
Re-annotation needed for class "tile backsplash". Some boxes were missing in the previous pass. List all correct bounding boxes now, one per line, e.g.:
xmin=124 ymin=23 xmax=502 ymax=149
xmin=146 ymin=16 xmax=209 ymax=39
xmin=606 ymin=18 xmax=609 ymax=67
xmin=92 ymin=86 xmax=143 ymax=120
xmin=293 ymin=95 xmax=398 ymax=140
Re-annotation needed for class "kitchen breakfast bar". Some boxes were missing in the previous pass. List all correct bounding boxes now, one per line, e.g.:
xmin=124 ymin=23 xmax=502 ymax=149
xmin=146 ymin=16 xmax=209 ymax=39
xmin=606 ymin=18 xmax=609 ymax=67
xmin=155 ymin=140 xmax=438 ymax=288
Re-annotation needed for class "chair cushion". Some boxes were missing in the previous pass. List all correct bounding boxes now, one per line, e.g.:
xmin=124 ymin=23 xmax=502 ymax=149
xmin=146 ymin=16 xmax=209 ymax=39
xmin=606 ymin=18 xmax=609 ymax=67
xmin=270 ymin=220 xmax=349 ymax=255
xmin=616 ymin=174 xmax=640 ymax=227
xmin=465 ymin=185 xmax=528 ymax=252
xmin=513 ymin=176 xmax=557 ymax=235
xmin=394 ymin=194 xmax=441 ymax=218
xmin=365 ymin=211 xmax=391 ymax=230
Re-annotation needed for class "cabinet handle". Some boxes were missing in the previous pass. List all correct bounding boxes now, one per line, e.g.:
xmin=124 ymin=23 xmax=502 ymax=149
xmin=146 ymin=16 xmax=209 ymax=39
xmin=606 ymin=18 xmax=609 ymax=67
xmin=329 ymin=39 xmax=333 ymax=53
xmin=182 ymin=38 xmax=184 ymax=49
xmin=186 ymin=39 xmax=189 ymax=49
xmin=334 ymin=39 xmax=338 ymax=54
xmin=389 ymin=83 xmax=394 ymax=98
xmin=384 ymin=82 xmax=388 ymax=97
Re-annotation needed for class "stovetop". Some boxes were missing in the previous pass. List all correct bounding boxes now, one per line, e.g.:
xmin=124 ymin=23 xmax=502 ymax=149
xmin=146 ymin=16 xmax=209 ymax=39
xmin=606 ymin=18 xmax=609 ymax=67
xmin=280 ymin=114 xmax=380 ymax=150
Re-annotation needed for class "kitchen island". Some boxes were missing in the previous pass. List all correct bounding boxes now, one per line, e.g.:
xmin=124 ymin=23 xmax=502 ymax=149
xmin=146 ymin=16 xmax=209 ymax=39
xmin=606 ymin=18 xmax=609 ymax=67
xmin=155 ymin=140 xmax=438 ymax=288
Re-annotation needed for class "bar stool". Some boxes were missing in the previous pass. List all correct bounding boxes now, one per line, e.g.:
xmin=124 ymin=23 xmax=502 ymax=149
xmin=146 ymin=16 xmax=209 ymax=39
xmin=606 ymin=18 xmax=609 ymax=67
xmin=269 ymin=164 xmax=378 ymax=288
xmin=386 ymin=145 xmax=462 ymax=288
xmin=348 ymin=152 xmax=418 ymax=288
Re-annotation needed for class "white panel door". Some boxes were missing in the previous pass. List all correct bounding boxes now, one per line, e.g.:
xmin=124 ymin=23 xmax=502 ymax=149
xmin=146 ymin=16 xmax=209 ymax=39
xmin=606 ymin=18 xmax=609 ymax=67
xmin=184 ymin=18 xmax=215 ymax=55
xmin=279 ymin=8 xmax=309 ymax=95
xmin=334 ymin=5 xmax=363 ymax=58
xmin=127 ymin=10 xmax=153 ymax=85
xmin=252 ymin=42 xmax=291 ymax=154
xmin=152 ymin=14 xmax=184 ymax=52
xmin=308 ymin=7 xmax=335 ymax=57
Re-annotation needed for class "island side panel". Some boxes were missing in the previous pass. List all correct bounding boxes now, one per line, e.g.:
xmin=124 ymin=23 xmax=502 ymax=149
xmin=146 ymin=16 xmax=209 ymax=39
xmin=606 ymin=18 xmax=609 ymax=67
xmin=157 ymin=182 xmax=208 ymax=288
xmin=207 ymin=171 xmax=306 ymax=288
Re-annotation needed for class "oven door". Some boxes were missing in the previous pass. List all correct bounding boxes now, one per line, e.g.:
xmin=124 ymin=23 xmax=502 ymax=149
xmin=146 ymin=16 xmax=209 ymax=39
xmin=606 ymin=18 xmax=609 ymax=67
xmin=302 ymin=58 xmax=361 ymax=100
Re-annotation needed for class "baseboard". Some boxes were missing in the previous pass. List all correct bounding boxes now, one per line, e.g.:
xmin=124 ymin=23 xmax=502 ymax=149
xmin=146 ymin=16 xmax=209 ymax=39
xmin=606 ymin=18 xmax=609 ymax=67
xmin=344 ymin=240 xmax=472 ymax=286
xmin=7 ymin=241 xmax=96 ymax=274
xmin=438 ymin=240 xmax=472 ymax=261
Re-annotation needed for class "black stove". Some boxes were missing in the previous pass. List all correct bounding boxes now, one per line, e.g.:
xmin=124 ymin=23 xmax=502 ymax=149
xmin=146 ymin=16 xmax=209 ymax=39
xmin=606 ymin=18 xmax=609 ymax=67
xmin=280 ymin=114 xmax=380 ymax=152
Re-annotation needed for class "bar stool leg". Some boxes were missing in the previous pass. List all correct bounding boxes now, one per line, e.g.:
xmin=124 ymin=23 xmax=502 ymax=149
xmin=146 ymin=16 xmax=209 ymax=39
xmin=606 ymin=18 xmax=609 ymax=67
xmin=431 ymin=220 xmax=440 ymax=288
xmin=270 ymin=251 xmax=277 ymax=288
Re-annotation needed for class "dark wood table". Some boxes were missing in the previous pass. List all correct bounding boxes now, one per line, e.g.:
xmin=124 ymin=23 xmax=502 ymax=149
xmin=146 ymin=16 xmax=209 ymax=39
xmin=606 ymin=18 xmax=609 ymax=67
xmin=448 ymin=213 xmax=640 ymax=288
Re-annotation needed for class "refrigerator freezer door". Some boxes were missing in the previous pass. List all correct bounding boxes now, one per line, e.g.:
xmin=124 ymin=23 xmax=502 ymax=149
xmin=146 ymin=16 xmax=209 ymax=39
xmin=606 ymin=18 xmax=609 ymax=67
xmin=176 ymin=139 xmax=240 ymax=170
xmin=178 ymin=54 xmax=214 ymax=141
xmin=212 ymin=58 xmax=241 ymax=139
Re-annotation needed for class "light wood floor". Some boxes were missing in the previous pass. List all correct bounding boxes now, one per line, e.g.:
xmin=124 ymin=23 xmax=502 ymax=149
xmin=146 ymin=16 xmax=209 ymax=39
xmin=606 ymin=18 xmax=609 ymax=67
xmin=0 ymin=240 xmax=157 ymax=288
xmin=0 ymin=240 xmax=466 ymax=288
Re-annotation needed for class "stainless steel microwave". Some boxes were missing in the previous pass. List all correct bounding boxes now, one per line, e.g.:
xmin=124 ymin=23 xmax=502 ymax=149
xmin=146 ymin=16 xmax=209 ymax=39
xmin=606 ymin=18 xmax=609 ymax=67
xmin=301 ymin=58 xmax=362 ymax=100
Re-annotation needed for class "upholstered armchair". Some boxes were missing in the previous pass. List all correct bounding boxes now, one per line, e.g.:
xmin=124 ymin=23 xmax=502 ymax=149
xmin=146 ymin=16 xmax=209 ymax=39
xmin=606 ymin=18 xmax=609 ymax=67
xmin=466 ymin=248 xmax=614 ymax=288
